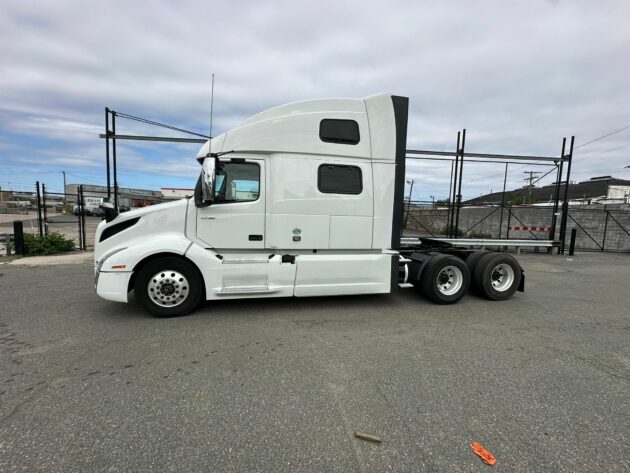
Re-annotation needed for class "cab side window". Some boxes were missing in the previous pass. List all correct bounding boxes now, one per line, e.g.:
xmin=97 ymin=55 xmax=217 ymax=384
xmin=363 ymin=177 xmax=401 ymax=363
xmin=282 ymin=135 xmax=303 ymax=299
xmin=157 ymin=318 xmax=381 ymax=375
xmin=215 ymin=162 xmax=260 ymax=203
xmin=318 ymin=164 xmax=362 ymax=195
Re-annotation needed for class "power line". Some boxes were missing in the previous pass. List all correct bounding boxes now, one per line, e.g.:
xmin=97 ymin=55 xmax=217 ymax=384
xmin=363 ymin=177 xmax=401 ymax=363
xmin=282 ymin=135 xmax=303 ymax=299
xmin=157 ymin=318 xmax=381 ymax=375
xmin=531 ymin=166 xmax=558 ymax=186
xmin=571 ymin=168 xmax=630 ymax=175
xmin=573 ymin=141 xmax=630 ymax=163
xmin=574 ymin=124 xmax=630 ymax=150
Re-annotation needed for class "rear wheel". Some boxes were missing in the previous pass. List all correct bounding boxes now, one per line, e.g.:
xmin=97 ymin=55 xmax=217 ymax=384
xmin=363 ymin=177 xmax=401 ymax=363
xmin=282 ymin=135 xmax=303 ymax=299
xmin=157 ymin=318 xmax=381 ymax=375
xmin=473 ymin=253 xmax=521 ymax=301
xmin=419 ymin=254 xmax=470 ymax=304
xmin=134 ymin=256 xmax=203 ymax=317
xmin=465 ymin=250 xmax=488 ymax=291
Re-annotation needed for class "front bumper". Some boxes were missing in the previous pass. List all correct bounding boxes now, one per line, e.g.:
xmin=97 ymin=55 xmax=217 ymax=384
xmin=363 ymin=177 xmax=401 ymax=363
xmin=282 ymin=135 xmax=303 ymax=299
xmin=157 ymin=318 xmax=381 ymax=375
xmin=95 ymin=270 xmax=132 ymax=303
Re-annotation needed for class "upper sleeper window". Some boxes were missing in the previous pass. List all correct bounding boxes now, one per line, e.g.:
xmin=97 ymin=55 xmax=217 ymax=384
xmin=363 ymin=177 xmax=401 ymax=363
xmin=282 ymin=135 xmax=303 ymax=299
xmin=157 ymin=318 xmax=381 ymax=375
xmin=319 ymin=119 xmax=360 ymax=145
xmin=318 ymin=164 xmax=362 ymax=195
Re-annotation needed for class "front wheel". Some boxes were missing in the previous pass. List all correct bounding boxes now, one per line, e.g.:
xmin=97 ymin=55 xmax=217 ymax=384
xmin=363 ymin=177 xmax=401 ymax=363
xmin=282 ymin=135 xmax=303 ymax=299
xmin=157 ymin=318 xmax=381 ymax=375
xmin=419 ymin=254 xmax=470 ymax=304
xmin=134 ymin=256 xmax=203 ymax=317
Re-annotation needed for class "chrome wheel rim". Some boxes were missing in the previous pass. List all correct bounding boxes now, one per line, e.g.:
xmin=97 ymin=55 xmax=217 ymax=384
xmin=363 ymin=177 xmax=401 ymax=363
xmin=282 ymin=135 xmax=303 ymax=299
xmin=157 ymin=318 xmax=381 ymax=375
xmin=436 ymin=265 xmax=463 ymax=296
xmin=491 ymin=263 xmax=515 ymax=292
xmin=148 ymin=270 xmax=189 ymax=307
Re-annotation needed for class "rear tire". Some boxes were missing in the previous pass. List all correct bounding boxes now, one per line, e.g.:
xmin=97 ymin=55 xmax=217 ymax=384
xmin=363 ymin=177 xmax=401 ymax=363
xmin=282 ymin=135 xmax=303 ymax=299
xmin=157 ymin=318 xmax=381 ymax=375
xmin=134 ymin=256 xmax=203 ymax=317
xmin=466 ymin=250 xmax=488 ymax=291
xmin=419 ymin=254 xmax=470 ymax=304
xmin=473 ymin=253 xmax=521 ymax=301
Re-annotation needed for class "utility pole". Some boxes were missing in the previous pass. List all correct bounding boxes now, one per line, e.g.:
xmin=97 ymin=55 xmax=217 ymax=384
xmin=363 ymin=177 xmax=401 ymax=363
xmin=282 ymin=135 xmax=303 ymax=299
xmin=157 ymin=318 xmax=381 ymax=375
xmin=523 ymin=171 xmax=542 ymax=204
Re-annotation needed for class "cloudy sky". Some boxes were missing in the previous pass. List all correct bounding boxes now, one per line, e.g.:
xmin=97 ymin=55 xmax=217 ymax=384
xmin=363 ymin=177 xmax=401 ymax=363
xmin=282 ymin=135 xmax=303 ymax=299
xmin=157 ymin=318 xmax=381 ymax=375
xmin=1 ymin=0 xmax=629 ymax=200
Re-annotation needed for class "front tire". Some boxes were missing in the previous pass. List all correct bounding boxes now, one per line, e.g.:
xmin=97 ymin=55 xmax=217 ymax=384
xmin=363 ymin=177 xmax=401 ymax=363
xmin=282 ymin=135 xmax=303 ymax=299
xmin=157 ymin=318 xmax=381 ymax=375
xmin=419 ymin=254 xmax=470 ymax=304
xmin=473 ymin=253 xmax=522 ymax=301
xmin=134 ymin=256 xmax=203 ymax=317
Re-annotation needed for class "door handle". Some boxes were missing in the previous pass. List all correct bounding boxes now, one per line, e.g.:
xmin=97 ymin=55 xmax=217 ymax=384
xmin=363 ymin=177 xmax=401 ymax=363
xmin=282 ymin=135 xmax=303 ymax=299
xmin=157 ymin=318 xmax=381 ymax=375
xmin=248 ymin=234 xmax=263 ymax=241
xmin=200 ymin=216 xmax=215 ymax=220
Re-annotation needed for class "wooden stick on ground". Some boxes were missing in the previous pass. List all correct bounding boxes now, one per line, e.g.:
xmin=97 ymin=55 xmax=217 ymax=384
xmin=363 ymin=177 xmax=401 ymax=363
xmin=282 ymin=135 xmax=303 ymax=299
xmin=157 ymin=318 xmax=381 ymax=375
xmin=354 ymin=431 xmax=382 ymax=443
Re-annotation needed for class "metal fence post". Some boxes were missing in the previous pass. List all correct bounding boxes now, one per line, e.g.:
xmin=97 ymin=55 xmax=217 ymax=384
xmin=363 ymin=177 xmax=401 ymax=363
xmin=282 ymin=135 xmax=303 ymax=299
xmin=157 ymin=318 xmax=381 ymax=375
xmin=454 ymin=129 xmax=466 ymax=238
xmin=602 ymin=209 xmax=609 ymax=252
xmin=77 ymin=187 xmax=83 ymax=250
xmin=42 ymin=183 xmax=48 ymax=235
xmin=80 ymin=185 xmax=87 ymax=250
xmin=449 ymin=132 xmax=461 ymax=237
xmin=498 ymin=163 xmax=508 ymax=238
xmin=13 ymin=221 xmax=25 ymax=256
xmin=559 ymin=136 xmax=575 ymax=254
xmin=569 ymin=228 xmax=577 ymax=256
xmin=35 ymin=181 xmax=43 ymax=237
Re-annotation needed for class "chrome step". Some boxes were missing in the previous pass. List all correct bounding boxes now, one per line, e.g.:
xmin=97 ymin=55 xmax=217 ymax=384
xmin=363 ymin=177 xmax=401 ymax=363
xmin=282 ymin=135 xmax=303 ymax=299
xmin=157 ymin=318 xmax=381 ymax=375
xmin=218 ymin=286 xmax=272 ymax=294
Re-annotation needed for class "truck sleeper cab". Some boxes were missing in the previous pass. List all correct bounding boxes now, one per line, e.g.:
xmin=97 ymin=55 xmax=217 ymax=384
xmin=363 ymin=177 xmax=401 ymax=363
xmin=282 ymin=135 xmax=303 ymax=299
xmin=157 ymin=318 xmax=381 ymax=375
xmin=94 ymin=93 xmax=523 ymax=317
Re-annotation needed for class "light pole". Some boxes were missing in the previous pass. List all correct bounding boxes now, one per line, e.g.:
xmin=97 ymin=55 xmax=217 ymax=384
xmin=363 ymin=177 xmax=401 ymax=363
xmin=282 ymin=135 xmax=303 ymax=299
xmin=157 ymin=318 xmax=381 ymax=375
xmin=405 ymin=179 xmax=414 ymax=229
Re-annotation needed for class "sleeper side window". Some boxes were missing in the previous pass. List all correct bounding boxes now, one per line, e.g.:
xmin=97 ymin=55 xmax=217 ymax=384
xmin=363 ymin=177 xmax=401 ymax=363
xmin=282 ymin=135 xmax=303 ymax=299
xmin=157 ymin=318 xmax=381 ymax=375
xmin=214 ymin=162 xmax=260 ymax=203
xmin=319 ymin=119 xmax=360 ymax=145
xmin=317 ymin=164 xmax=362 ymax=195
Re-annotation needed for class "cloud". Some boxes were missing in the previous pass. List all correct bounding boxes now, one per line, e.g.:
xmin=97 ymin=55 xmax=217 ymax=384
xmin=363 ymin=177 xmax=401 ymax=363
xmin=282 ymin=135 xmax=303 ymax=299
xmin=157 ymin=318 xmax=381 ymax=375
xmin=0 ymin=0 xmax=629 ymax=196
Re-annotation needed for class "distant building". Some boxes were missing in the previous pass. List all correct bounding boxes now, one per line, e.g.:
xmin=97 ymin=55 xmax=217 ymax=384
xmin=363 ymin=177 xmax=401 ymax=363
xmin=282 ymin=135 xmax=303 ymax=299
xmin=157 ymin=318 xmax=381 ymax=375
xmin=65 ymin=184 xmax=162 ymax=210
xmin=467 ymin=176 xmax=630 ymax=205
xmin=161 ymin=188 xmax=194 ymax=199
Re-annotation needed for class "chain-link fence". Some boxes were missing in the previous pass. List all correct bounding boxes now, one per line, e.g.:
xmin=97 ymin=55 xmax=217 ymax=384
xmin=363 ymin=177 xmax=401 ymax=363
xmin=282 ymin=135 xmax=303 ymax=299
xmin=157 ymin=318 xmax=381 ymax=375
xmin=0 ymin=186 xmax=40 ymax=256
xmin=41 ymin=185 xmax=86 ymax=250
xmin=2 ymin=183 xmax=171 ymax=255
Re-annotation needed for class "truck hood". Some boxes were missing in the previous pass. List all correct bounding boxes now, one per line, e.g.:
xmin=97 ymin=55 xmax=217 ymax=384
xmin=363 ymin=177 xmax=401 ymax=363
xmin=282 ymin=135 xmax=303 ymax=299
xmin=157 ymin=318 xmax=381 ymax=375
xmin=111 ymin=198 xmax=189 ymax=221
xmin=95 ymin=198 xmax=190 ymax=263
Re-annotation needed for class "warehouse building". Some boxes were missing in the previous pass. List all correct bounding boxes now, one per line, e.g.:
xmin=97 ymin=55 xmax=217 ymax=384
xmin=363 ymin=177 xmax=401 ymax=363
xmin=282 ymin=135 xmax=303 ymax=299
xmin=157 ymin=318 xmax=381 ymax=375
xmin=65 ymin=184 xmax=162 ymax=210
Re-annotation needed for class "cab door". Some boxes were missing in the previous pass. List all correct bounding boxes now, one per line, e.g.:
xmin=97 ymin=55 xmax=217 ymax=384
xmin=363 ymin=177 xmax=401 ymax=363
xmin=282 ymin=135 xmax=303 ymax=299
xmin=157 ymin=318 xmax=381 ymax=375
xmin=196 ymin=158 xmax=265 ymax=249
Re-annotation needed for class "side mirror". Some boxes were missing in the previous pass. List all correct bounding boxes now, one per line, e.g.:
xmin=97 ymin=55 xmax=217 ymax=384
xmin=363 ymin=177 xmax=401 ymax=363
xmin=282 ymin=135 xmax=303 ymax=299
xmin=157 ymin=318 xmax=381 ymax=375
xmin=100 ymin=199 xmax=118 ymax=223
xmin=195 ymin=156 xmax=217 ymax=207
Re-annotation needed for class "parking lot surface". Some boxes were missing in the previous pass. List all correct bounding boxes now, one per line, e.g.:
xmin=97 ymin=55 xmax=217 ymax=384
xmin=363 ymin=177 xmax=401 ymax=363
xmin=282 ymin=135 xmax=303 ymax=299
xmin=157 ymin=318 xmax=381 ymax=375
xmin=1 ymin=252 xmax=629 ymax=472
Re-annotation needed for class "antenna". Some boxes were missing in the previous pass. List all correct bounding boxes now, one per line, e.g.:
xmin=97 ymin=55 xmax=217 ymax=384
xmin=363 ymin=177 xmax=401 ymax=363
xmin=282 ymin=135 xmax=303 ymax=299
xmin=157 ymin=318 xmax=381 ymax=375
xmin=208 ymin=73 xmax=214 ymax=157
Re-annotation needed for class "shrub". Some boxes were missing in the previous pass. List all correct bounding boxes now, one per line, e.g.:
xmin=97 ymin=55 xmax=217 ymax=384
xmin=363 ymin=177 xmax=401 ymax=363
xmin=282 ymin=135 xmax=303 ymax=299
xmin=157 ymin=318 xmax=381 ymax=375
xmin=468 ymin=230 xmax=493 ymax=238
xmin=440 ymin=225 xmax=464 ymax=237
xmin=23 ymin=232 xmax=75 ymax=256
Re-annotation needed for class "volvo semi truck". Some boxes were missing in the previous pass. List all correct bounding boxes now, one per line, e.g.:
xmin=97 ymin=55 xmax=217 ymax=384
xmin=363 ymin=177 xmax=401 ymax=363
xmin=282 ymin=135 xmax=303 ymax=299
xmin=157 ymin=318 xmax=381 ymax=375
xmin=94 ymin=94 xmax=523 ymax=317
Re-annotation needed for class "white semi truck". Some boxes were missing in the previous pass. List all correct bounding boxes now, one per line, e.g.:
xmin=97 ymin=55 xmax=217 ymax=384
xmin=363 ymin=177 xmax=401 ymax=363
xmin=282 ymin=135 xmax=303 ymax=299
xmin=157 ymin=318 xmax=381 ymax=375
xmin=94 ymin=94 xmax=523 ymax=317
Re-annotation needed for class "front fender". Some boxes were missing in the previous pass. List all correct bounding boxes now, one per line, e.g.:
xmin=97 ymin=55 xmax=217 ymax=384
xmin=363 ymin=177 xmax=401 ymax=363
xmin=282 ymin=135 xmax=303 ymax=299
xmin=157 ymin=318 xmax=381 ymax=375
xmin=100 ymin=233 xmax=193 ymax=272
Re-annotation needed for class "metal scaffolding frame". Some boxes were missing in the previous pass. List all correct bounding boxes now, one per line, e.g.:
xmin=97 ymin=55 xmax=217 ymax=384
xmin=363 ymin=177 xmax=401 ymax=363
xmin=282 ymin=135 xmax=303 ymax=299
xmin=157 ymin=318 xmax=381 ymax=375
xmin=406 ymin=130 xmax=574 ymax=251
xmin=100 ymin=107 xmax=208 ymax=211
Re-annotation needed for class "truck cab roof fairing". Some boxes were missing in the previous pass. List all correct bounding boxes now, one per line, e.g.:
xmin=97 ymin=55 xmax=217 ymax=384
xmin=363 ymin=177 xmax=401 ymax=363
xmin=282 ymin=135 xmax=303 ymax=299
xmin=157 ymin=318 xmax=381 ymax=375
xmin=196 ymin=93 xmax=397 ymax=162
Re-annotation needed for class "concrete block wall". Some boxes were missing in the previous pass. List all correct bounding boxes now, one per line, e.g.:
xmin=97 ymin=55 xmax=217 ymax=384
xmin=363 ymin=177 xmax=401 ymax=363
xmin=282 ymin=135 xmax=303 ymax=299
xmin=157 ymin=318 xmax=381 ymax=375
xmin=406 ymin=204 xmax=630 ymax=252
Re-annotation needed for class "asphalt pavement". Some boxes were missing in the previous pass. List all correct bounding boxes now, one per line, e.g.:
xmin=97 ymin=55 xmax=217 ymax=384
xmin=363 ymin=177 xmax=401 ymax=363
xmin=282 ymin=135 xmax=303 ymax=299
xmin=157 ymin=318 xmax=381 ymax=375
xmin=0 ymin=252 xmax=628 ymax=472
